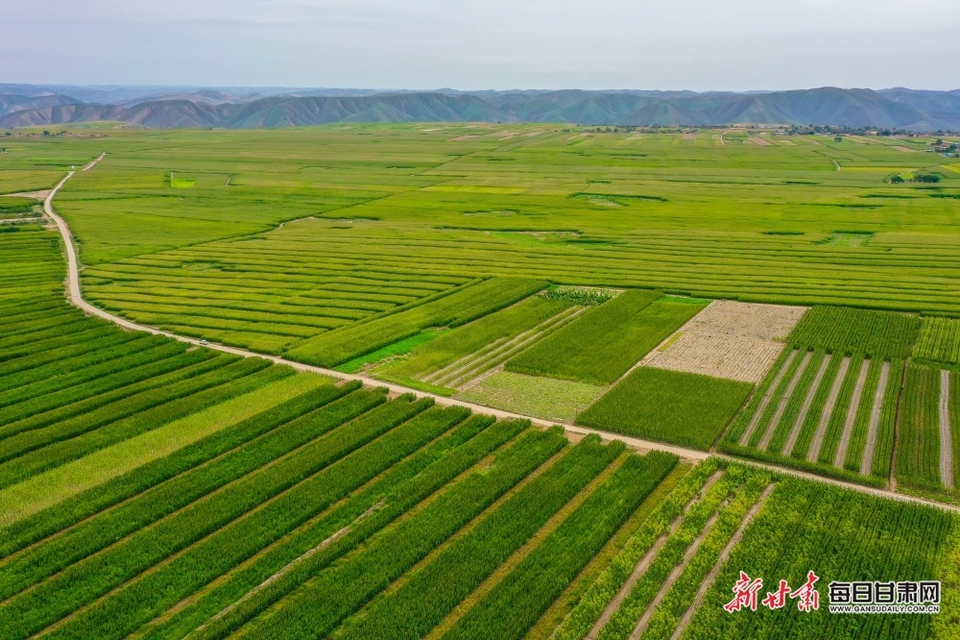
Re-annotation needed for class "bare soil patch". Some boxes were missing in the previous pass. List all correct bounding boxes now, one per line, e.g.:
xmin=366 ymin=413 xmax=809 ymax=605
xmin=748 ymin=137 xmax=774 ymax=146
xmin=642 ymin=300 xmax=807 ymax=383
xmin=890 ymin=145 xmax=916 ymax=153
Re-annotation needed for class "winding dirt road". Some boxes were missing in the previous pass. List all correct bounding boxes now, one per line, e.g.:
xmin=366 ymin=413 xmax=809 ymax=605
xmin=41 ymin=159 xmax=960 ymax=515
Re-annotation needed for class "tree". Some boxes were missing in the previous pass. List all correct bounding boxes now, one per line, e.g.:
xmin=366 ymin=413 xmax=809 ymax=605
xmin=834 ymin=136 xmax=843 ymax=142
xmin=890 ymin=175 xmax=905 ymax=184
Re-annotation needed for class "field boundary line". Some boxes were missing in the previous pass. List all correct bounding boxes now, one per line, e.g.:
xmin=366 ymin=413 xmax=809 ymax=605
xmin=807 ymin=356 xmax=850 ymax=462
xmin=940 ymin=370 xmax=954 ymax=489
xmin=834 ymin=359 xmax=871 ymax=467
xmin=42 ymin=162 xmax=960 ymax=514
xmin=666 ymin=483 xmax=776 ymax=640
xmin=860 ymin=362 xmax=891 ymax=475
xmin=739 ymin=349 xmax=797 ymax=446
xmin=784 ymin=354 xmax=831 ymax=457
xmin=627 ymin=502 xmax=729 ymax=640
xmin=422 ymin=453 xmax=629 ymax=640
xmin=759 ymin=351 xmax=811 ymax=450
xmin=585 ymin=469 xmax=724 ymax=640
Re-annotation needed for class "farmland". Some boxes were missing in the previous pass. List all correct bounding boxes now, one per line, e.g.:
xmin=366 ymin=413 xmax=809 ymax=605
xmin=2 ymin=124 xmax=960 ymax=637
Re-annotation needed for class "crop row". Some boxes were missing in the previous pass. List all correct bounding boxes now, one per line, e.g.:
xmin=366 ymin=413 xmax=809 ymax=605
xmin=0 ymin=348 xmax=219 ymax=440
xmin=788 ymin=306 xmax=920 ymax=359
xmin=439 ymin=451 xmax=679 ymax=640
xmin=913 ymin=316 xmax=960 ymax=365
xmin=0 ymin=356 xmax=281 ymax=489
xmin=164 ymin=415 xmax=524 ymax=640
xmin=335 ymin=435 xmax=624 ymax=640
xmin=286 ymin=277 xmax=547 ymax=368
xmin=681 ymin=479 xmax=956 ymax=640
xmin=44 ymin=403 xmax=474 ymax=640
xmin=578 ymin=367 xmax=753 ymax=451
xmin=0 ymin=386 xmax=374 ymax=596
xmin=594 ymin=466 xmax=748 ymax=640
xmin=0 ymin=382 xmax=356 ymax=558
xmin=390 ymin=295 xmax=569 ymax=379
xmin=637 ymin=474 xmax=771 ymax=640
xmin=506 ymin=290 xmax=700 ymax=386
xmin=230 ymin=427 xmax=569 ymax=639
xmin=553 ymin=460 xmax=721 ymax=640
xmin=723 ymin=345 xmax=902 ymax=486
xmin=896 ymin=364 xmax=949 ymax=491
xmin=0 ymin=336 xmax=181 ymax=414
xmin=0 ymin=388 xmax=392 ymax=639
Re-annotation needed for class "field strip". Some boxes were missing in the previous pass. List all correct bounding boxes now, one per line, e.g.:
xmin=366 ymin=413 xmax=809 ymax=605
xmin=43 ymin=163 xmax=960 ymax=516
xmin=448 ymin=306 xmax=586 ymax=388
xmin=784 ymin=354 xmax=832 ymax=457
xmin=807 ymin=356 xmax=851 ymax=463
xmin=860 ymin=362 xmax=891 ymax=475
xmin=666 ymin=483 xmax=775 ymax=640
xmin=423 ymin=306 xmax=582 ymax=386
xmin=940 ymin=370 xmax=954 ymax=489
xmin=834 ymin=360 xmax=871 ymax=467
xmin=738 ymin=350 xmax=798 ymax=445
xmin=759 ymin=351 xmax=812 ymax=450
xmin=585 ymin=469 xmax=724 ymax=640
xmin=429 ymin=306 xmax=585 ymax=389
xmin=422 ymin=454 xmax=628 ymax=640
xmin=627 ymin=505 xmax=728 ymax=640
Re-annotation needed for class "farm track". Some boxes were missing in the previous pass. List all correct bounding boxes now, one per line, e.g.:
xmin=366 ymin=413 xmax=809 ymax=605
xmin=860 ymin=362 xmax=891 ymax=475
xmin=783 ymin=354 xmax=831 ymax=456
xmin=43 ymin=163 xmax=960 ymax=515
xmin=738 ymin=350 xmax=797 ymax=446
xmin=585 ymin=470 xmax=724 ymax=640
xmin=807 ymin=356 xmax=851 ymax=463
xmin=834 ymin=360 xmax=870 ymax=467
xmin=940 ymin=370 xmax=954 ymax=489
xmin=758 ymin=351 xmax=811 ymax=450
xmin=666 ymin=483 xmax=775 ymax=640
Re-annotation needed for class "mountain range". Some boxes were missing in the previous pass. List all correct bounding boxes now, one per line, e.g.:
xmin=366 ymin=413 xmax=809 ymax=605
xmin=2 ymin=85 xmax=959 ymax=131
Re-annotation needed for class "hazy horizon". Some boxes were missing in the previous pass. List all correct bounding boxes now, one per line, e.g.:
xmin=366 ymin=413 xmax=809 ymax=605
xmin=2 ymin=0 xmax=958 ymax=92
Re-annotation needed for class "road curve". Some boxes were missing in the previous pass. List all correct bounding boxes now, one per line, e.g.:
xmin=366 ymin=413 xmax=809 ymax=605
xmin=42 ymin=159 xmax=960 ymax=514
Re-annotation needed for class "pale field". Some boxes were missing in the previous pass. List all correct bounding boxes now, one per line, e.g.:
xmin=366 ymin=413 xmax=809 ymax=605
xmin=641 ymin=300 xmax=808 ymax=383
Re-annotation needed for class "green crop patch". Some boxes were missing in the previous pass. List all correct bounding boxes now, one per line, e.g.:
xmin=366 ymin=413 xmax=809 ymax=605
xmin=334 ymin=330 xmax=445 ymax=374
xmin=286 ymin=277 xmax=547 ymax=368
xmin=789 ymin=306 xmax=920 ymax=359
xmin=577 ymin=367 xmax=753 ymax=450
xmin=458 ymin=371 xmax=606 ymax=424
xmin=506 ymin=290 xmax=706 ymax=386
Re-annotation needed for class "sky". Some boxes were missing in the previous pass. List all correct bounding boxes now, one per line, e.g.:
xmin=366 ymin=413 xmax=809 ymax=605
xmin=2 ymin=0 xmax=958 ymax=91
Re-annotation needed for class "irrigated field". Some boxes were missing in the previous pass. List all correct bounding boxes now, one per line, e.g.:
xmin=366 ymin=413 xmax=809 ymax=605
xmin=3 ymin=126 xmax=960 ymax=638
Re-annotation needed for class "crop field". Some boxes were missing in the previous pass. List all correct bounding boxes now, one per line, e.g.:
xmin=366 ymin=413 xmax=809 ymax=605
xmin=577 ymin=368 xmax=753 ymax=450
xmin=915 ymin=317 xmax=960 ymax=366
xmin=4 ymin=125 xmax=960 ymax=636
xmin=896 ymin=365 xmax=959 ymax=497
xmin=505 ymin=291 xmax=706 ymax=386
xmin=640 ymin=300 xmax=808 ymax=383
xmin=553 ymin=459 xmax=960 ymax=640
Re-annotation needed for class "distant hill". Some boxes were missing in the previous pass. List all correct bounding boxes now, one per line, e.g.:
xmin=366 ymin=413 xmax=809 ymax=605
xmin=2 ymin=85 xmax=959 ymax=131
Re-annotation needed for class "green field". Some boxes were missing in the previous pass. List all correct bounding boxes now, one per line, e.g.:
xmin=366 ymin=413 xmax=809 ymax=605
xmin=578 ymin=368 xmax=753 ymax=450
xmin=3 ymin=125 xmax=960 ymax=638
